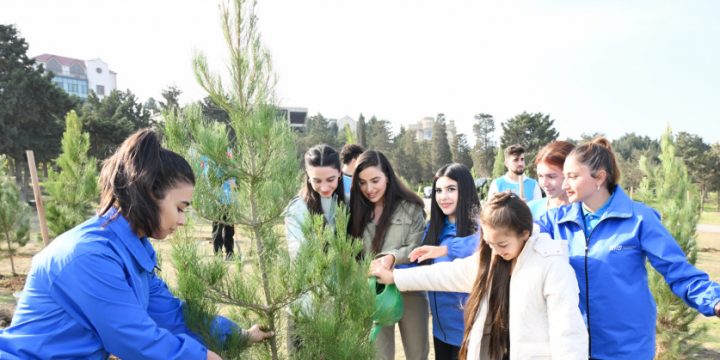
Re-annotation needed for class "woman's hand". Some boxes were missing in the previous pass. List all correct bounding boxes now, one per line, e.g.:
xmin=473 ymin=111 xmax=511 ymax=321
xmin=207 ymin=350 xmax=222 ymax=360
xmin=715 ymin=302 xmax=720 ymax=318
xmin=247 ymin=324 xmax=274 ymax=343
xmin=371 ymin=254 xmax=395 ymax=270
xmin=408 ymin=245 xmax=448 ymax=262
xmin=369 ymin=260 xmax=395 ymax=285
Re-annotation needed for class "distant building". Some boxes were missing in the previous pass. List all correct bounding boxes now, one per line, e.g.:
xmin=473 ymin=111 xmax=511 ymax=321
xmin=278 ymin=107 xmax=308 ymax=131
xmin=34 ymin=54 xmax=116 ymax=99
xmin=407 ymin=117 xmax=456 ymax=143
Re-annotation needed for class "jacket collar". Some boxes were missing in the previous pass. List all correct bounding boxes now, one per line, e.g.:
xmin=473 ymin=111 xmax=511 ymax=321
xmin=558 ymin=185 xmax=633 ymax=226
xmin=102 ymin=207 xmax=157 ymax=272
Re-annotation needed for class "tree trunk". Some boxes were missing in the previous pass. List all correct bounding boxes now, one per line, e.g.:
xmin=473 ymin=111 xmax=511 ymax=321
xmin=5 ymin=231 xmax=16 ymax=276
xmin=42 ymin=162 xmax=48 ymax=178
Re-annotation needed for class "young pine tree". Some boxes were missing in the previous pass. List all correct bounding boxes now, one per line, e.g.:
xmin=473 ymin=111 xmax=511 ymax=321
xmin=637 ymin=127 xmax=705 ymax=359
xmin=492 ymin=145 xmax=505 ymax=179
xmin=163 ymin=1 xmax=373 ymax=358
xmin=0 ymin=155 xmax=30 ymax=275
xmin=44 ymin=110 xmax=98 ymax=238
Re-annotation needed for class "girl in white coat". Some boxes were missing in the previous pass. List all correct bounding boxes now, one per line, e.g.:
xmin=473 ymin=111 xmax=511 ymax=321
xmin=371 ymin=191 xmax=587 ymax=360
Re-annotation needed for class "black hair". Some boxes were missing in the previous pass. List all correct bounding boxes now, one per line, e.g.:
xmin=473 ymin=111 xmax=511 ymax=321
xmin=424 ymin=163 xmax=479 ymax=247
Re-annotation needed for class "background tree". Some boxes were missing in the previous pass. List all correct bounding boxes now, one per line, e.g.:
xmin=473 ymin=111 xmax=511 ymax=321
xmin=365 ymin=116 xmax=393 ymax=154
xmin=356 ymin=113 xmax=367 ymax=147
xmin=452 ymin=133 xmax=474 ymax=170
xmin=491 ymin=145 xmax=505 ymax=179
xmin=79 ymin=89 xmax=152 ymax=159
xmin=0 ymin=155 xmax=30 ymax=276
xmin=431 ymin=115 xmax=452 ymax=172
xmin=0 ymin=25 xmax=76 ymax=188
xmin=612 ymin=133 xmax=660 ymax=194
xmin=164 ymin=0 xmax=372 ymax=358
xmin=391 ymin=127 xmax=423 ymax=186
xmin=636 ymin=128 xmax=704 ymax=359
xmin=708 ymin=143 xmax=720 ymax=210
xmin=472 ymin=113 xmax=496 ymax=177
xmin=500 ymin=111 xmax=559 ymax=175
xmin=44 ymin=110 xmax=98 ymax=238
xmin=295 ymin=113 xmax=337 ymax=153
xmin=159 ymin=85 xmax=182 ymax=113
xmin=675 ymin=132 xmax=712 ymax=209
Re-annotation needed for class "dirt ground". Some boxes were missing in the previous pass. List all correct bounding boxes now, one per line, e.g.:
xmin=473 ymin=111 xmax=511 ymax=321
xmin=2 ymin=215 xmax=720 ymax=359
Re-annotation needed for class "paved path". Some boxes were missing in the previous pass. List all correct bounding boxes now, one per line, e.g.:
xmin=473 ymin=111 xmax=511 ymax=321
xmin=698 ymin=224 xmax=720 ymax=233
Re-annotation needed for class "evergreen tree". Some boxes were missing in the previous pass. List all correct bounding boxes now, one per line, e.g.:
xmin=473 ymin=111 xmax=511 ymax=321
xmin=454 ymin=133 xmax=474 ymax=170
xmin=356 ymin=114 xmax=367 ymax=147
xmin=492 ymin=146 xmax=505 ymax=179
xmin=391 ymin=127 xmax=422 ymax=186
xmin=44 ymin=110 xmax=99 ymax=238
xmin=164 ymin=1 xmax=372 ymax=358
xmin=366 ymin=117 xmax=392 ymax=153
xmin=431 ymin=116 xmax=452 ymax=172
xmin=0 ymin=155 xmax=30 ymax=275
xmin=472 ymin=113 xmax=496 ymax=177
xmin=0 ymin=25 xmax=76 ymax=178
xmin=159 ymin=85 xmax=183 ymax=113
xmin=636 ymin=128 xmax=704 ymax=359
xmin=296 ymin=113 xmax=337 ymax=153
xmin=79 ymin=90 xmax=152 ymax=159
xmin=500 ymin=111 xmax=559 ymax=167
xmin=675 ymin=132 xmax=712 ymax=209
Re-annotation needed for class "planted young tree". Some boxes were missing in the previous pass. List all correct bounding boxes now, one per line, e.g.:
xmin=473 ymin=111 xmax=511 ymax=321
xmin=636 ymin=127 xmax=704 ymax=359
xmin=163 ymin=1 xmax=373 ymax=358
xmin=0 ymin=155 xmax=30 ymax=275
xmin=44 ymin=110 xmax=98 ymax=238
xmin=491 ymin=145 xmax=505 ymax=179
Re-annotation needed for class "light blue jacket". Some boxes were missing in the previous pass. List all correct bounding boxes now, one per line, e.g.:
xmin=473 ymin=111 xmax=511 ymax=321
xmin=424 ymin=219 xmax=480 ymax=346
xmin=0 ymin=209 xmax=236 ymax=359
xmin=537 ymin=186 xmax=720 ymax=360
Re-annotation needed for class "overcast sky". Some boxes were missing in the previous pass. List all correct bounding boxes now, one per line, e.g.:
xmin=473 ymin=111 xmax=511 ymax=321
xmin=3 ymin=0 xmax=719 ymax=143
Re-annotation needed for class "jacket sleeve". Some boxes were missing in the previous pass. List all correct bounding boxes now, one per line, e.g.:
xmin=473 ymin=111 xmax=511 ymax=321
xmin=49 ymin=252 xmax=207 ymax=360
xmin=284 ymin=198 xmax=307 ymax=260
xmin=147 ymin=273 xmax=243 ymax=346
xmin=445 ymin=232 xmax=481 ymax=260
xmin=543 ymin=257 xmax=589 ymax=360
xmin=394 ymin=252 xmax=478 ymax=293
xmin=641 ymin=210 xmax=720 ymax=316
xmin=378 ymin=205 xmax=425 ymax=265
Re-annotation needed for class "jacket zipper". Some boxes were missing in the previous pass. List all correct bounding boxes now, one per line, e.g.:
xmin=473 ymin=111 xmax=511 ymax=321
xmin=432 ymin=291 xmax=448 ymax=341
xmin=583 ymin=220 xmax=600 ymax=358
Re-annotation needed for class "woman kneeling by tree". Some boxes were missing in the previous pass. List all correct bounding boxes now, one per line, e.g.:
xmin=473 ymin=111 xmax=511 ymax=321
xmin=0 ymin=130 xmax=271 ymax=360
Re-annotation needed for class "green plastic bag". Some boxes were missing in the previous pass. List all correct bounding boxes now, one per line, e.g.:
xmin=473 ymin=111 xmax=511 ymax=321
xmin=368 ymin=276 xmax=404 ymax=342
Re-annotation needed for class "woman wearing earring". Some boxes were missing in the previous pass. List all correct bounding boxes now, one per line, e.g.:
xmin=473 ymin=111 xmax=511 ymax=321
xmin=348 ymin=150 xmax=428 ymax=360
xmin=537 ymin=137 xmax=720 ymax=359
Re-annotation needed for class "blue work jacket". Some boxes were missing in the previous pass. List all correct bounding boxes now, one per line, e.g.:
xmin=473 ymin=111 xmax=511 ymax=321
xmin=425 ymin=219 xmax=480 ymax=347
xmin=537 ymin=186 xmax=720 ymax=360
xmin=0 ymin=209 xmax=234 ymax=359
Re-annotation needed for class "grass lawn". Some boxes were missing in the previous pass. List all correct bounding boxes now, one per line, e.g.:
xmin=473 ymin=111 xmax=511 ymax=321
xmin=700 ymin=211 xmax=720 ymax=226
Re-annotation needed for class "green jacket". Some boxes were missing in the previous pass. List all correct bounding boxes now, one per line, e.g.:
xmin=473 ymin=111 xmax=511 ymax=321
xmin=362 ymin=200 xmax=425 ymax=264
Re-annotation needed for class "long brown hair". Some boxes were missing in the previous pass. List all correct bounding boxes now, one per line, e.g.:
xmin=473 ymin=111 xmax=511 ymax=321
xmin=98 ymin=129 xmax=195 ymax=237
xmin=347 ymin=150 xmax=424 ymax=254
xmin=459 ymin=191 xmax=533 ymax=360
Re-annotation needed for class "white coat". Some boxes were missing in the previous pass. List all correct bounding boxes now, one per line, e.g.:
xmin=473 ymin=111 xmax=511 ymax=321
xmin=393 ymin=225 xmax=588 ymax=360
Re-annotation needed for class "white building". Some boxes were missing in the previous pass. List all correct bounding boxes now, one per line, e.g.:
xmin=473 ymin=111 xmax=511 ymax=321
xmin=85 ymin=58 xmax=117 ymax=98
xmin=34 ymin=54 xmax=116 ymax=99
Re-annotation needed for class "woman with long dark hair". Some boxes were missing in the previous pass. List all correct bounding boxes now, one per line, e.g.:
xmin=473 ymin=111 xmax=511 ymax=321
xmin=405 ymin=163 xmax=480 ymax=359
xmin=538 ymin=137 xmax=720 ymax=359
xmin=371 ymin=192 xmax=588 ymax=360
xmin=0 ymin=129 xmax=271 ymax=360
xmin=285 ymin=144 xmax=345 ymax=258
xmin=348 ymin=150 xmax=428 ymax=360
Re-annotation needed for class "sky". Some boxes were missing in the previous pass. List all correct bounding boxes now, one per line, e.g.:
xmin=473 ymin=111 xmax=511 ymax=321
xmin=3 ymin=0 xmax=719 ymax=144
